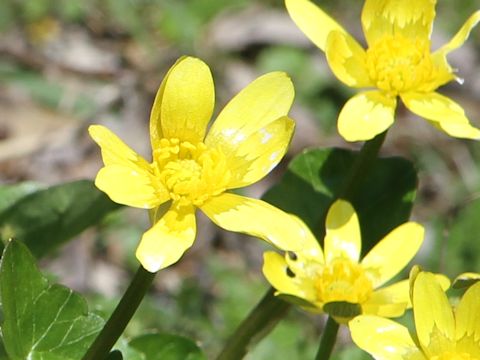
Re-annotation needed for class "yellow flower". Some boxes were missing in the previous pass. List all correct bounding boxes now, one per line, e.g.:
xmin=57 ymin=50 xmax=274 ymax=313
xmin=286 ymin=0 xmax=480 ymax=141
xmin=350 ymin=270 xmax=480 ymax=360
xmin=89 ymin=56 xmax=309 ymax=272
xmin=262 ymin=199 xmax=424 ymax=322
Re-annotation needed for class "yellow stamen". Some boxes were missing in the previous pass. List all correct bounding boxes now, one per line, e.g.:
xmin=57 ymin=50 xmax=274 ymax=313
xmin=315 ymin=257 xmax=373 ymax=305
xmin=365 ymin=34 xmax=439 ymax=94
xmin=153 ymin=138 xmax=231 ymax=206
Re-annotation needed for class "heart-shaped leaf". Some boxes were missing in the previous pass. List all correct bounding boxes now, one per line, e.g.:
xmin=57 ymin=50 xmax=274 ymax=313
xmin=0 ymin=180 xmax=121 ymax=257
xmin=0 ymin=240 xmax=104 ymax=359
xmin=263 ymin=148 xmax=417 ymax=253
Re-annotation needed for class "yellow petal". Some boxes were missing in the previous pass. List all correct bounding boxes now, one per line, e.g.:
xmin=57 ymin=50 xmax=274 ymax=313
xmin=89 ymin=125 xmax=150 ymax=168
xmin=324 ymin=200 xmax=361 ymax=263
xmin=413 ymin=271 xmax=455 ymax=354
xmin=149 ymin=57 xmax=177 ymax=149
xmin=350 ymin=315 xmax=423 ymax=360
xmin=435 ymin=11 xmax=480 ymax=56
xmin=263 ymin=251 xmax=311 ymax=299
xmin=221 ymin=116 xmax=295 ymax=189
xmin=455 ymin=281 xmax=480 ymax=342
xmin=338 ymin=91 xmax=396 ymax=142
xmin=325 ymin=31 xmax=371 ymax=88
xmin=361 ymin=0 xmax=436 ymax=46
xmin=89 ymin=125 xmax=169 ymax=208
xmin=206 ymin=72 xmax=294 ymax=153
xmin=362 ymin=280 xmax=410 ymax=318
xmin=285 ymin=0 xmax=348 ymax=52
xmin=453 ymin=272 xmax=480 ymax=289
xmin=401 ymin=92 xmax=480 ymax=139
xmin=200 ymin=193 xmax=308 ymax=251
xmin=151 ymin=56 xmax=214 ymax=145
xmin=361 ymin=222 xmax=424 ymax=288
xmin=136 ymin=202 xmax=196 ymax=272
xmin=286 ymin=215 xmax=324 ymax=271
xmin=95 ymin=165 xmax=166 ymax=209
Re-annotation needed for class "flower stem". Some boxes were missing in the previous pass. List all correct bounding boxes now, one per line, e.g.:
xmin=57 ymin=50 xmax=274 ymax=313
xmin=215 ymin=287 xmax=290 ymax=360
xmin=314 ymin=316 xmax=339 ymax=360
xmin=82 ymin=266 xmax=156 ymax=360
xmin=339 ymin=130 xmax=387 ymax=199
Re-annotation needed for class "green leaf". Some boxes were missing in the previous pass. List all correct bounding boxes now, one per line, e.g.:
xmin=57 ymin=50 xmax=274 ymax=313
xmin=0 ymin=240 xmax=104 ymax=360
xmin=263 ymin=148 xmax=417 ymax=253
xmin=127 ymin=333 xmax=206 ymax=360
xmin=443 ymin=198 xmax=480 ymax=277
xmin=0 ymin=182 xmax=44 ymax=214
xmin=0 ymin=180 xmax=121 ymax=258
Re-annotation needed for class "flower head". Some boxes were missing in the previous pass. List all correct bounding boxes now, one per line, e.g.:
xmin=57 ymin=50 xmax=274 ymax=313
xmin=286 ymin=0 xmax=480 ymax=141
xmin=89 ymin=56 xmax=308 ymax=272
xmin=262 ymin=200 xmax=424 ymax=323
xmin=349 ymin=270 xmax=480 ymax=360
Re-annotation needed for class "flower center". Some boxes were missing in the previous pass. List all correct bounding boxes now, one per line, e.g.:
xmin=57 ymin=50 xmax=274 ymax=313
xmin=365 ymin=34 xmax=437 ymax=94
xmin=432 ymin=352 xmax=478 ymax=360
xmin=153 ymin=138 xmax=231 ymax=206
xmin=315 ymin=257 xmax=373 ymax=305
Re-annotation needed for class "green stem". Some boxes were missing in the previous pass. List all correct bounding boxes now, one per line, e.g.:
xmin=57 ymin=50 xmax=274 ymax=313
xmin=82 ymin=266 xmax=156 ymax=360
xmin=314 ymin=316 xmax=339 ymax=360
xmin=215 ymin=288 xmax=290 ymax=360
xmin=339 ymin=131 xmax=387 ymax=199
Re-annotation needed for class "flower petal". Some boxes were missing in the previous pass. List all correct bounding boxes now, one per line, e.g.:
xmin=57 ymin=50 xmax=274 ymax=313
xmin=325 ymin=30 xmax=371 ymax=88
xmin=285 ymin=0 xmax=348 ymax=52
xmin=324 ymin=200 xmax=361 ymax=263
xmin=95 ymin=165 xmax=166 ymax=209
xmin=89 ymin=125 xmax=168 ymax=208
xmin=263 ymin=251 xmax=312 ymax=299
xmin=221 ymin=116 xmax=295 ymax=189
xmin=361 ymin=222 xmax=424 ymax=288
xmin=455 ymin=281 xmax=480 ymax=342
xmin=402 ymin=92 xmax=480 ymax=139
xmin=413 ymin=271 xmax=455 ymax=354
xmin=150 ymin=56 xmax=214 ymax=145
xmin=362 ymin=280 xmax=410 ymax=318
xmin=338 ymin=91 xmax=396 ymax=142
xmin=361 ymin=0 xmax=436 ymax=46
xmin=136 ymin=202 xmax=196 ymax=272
xmin=206 ymin=72 xmax=294 ymax=151
xmin=200 ymin=193 xmax=308 ymax=251
xmin=453 ymin=272 xmax=480 ymax=289
xmin=350 ymin=315 xmax=424 ymax=360
xmin=435 ymin=11 xmax=480 ymax=56
xmin=89 ymin=125 xmax=150 ymax=167
xmin=286 ymin=215 xmax=324 ymax=270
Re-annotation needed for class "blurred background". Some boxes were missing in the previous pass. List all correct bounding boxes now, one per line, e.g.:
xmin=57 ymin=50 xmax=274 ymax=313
xmin=1 ymin=0 xmax=480 ymax=358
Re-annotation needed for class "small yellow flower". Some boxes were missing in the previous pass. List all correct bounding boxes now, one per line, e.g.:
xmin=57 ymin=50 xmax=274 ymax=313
xmin=262 ymin=200 xmax=424 ymax=322
xmin=89 ymin=56 xmax=308 ymax=272
xmin=286 ymin=0 xmax=480 ymax=141
xmin=350 ymin=270 xmax=480 ymax=360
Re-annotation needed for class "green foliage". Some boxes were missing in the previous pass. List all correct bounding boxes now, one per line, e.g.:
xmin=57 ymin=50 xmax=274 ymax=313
xmin=158 ymin=0 xmax=249 ymax=48
xmin=0 ymin=240 xmax=104 ymax=359
xmin=264 ymin=147 xmax=417 ymax=253
xmin=112 ymin=333 xmax=207 ymax=360
xmin=442 ymin=198 xmax=480 ymax=277
xmin=0 ymin=180 xmax=121 ymax=258
xmin=127 ymin=333 xmax=207 ymax=360
xmin=0 ymin=182 xmax=43 ymax=214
